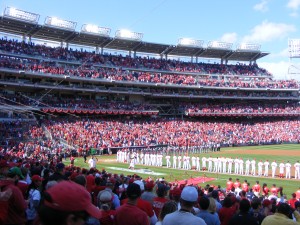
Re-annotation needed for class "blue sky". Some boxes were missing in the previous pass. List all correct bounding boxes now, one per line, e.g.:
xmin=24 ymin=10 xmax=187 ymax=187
xmin=1 ymin=0 xmax=300 ymax=80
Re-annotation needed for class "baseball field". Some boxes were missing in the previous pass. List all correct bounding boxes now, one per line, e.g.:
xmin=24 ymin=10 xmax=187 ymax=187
xmin=72 ymin=144 xmax=300 ymax=196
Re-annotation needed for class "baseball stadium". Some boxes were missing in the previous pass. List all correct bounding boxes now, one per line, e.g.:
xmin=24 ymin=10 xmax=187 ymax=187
xmin=0 ymin=5 xmax=300 ymax=225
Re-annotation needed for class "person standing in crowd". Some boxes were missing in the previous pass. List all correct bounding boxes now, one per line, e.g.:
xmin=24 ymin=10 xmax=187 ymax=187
xmin=163 ymin=186 xmax=206 ymax=225
xmin=228 ymin=199 xmax=257 ymax=225
xmin=197 ymin=196 xmax=221 ymax=225
xmin=114 ymin=183 xmax=149 ymax=225
xmin=38 ymin=181 xmax=102 ymax=225
xmin=26 ymin=175 xmax=43 ymax=225
xmin=261 ymin=203 xmax=300 ymax=225
xmin=0 ymin=167 xmax=27 ymax=225
xmin=155 ymin=201 xmax=177 ymax=225
xmin=88 ymin=156 xmax=98 ymax=169
xmin=48 ymin=162 xmax=68 ymax=182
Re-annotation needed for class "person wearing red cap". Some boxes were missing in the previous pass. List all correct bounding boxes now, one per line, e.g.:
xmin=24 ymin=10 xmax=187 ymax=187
xmin=141 ymin=181 xmax=155 ymax=204
xmin=0 ymin=167 xmax=27 ymax=225
xmin=38 ymin=181 xmax=102 ymax=225
xmin=26 ymin=175 xmax=43 ymax=224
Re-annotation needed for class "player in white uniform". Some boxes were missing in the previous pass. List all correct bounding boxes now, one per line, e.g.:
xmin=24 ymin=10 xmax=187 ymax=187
xmin=191 ymin=156 xmax=196 ymax=170
xmin=264 ymin=160 xmax=270 ymax=177
xmin=208 ymin=156 xmax=213 ymax=172
xmin=178 ymin=155 xmax=182 ymax=169
xmin=166 ymin=154 xmax=171 ymax=168
xmin=196 ymin=156 xmax=201 ymax=171
xmin=222 ymin=157 xmax=227 ymax=174
xmin=140 ymin=152 xmax=144 ymax=165
xmin=271 ymin=160 xmax=277 ymax=178
xmin=285 ymin=161 xmax=292 ymax=179
xmin=217 ymin=157 xmax=222 ymax=173
xmin=294 ymin=160 xmax=300 ymax=179
xmin=245 ymin=159 xmax=251 ymax=175
xmin=227 ymin=157 xmax=233 ymax=174
xmin=279 ymin=161 xmax=285 ymax=178
xmin=173 ymin=154 xmax=177 ymax=169
xmin=251 ymin=158 xmax=256 ymax=176
xmin=202 ymin=156 xmax=207 ymax=171
xmin=234 ymin=157 xmax=239 ymax=174
xmin=257 ymin=160 xmax=263 ymax=176
xmin=213 ymin=158 xmax=218 ymax=173
xmin=239 ymin=158 xmax=244 ymax=175
xmin=186 ymin=155 xmax=191 ymax=170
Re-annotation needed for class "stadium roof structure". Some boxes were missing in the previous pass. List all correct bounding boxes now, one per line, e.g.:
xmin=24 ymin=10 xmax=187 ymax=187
xmin=0 ymin=11 xmax=269 ymax=62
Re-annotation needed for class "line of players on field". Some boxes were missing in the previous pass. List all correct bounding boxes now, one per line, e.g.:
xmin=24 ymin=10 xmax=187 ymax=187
xmin=116 ymin=150 xmax=300 ymax=179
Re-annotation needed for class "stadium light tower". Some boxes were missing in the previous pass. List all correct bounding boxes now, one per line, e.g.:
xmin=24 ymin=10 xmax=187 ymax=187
xmin=288 ymin=39 xmax=300 ymax=80
xmin=115 ymin=29 xmax=143 ymax=41
xmin=236 ymin=43 xmax=261 ymax=51
xmin=45 ymin=16 xmax=77 ymax=30
xmin=178 ymin=38 xmax=204 ymax=48
xmin=207 ymin=41 xmax=233 ymax=50
xmin=81 ymin=24 xmax=111 ymax=36
xmin=3 ymin=6 xmax=39 ymax=23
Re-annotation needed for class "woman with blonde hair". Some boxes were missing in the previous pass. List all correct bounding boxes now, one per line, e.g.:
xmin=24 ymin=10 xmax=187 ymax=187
xmin=208 ymin=197 xmax=221 ymax=224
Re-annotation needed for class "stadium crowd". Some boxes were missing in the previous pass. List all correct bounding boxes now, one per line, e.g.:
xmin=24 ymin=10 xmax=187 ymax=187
xmin=0 ymin=151 xmax=300 ymax=225
xmin=0 ymin=55 xmax=298 ymax=89
xmin=183 ymin=102 xmax=300 ymax=114
xmin=42 ymin=118 xmax=300 ymax=150
xmin=0 ymin=38 xmax=272 ymax=76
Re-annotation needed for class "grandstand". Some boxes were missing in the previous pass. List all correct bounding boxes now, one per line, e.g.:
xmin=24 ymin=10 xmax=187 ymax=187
xmin=0 ymin=7 xmax=299 ymax=155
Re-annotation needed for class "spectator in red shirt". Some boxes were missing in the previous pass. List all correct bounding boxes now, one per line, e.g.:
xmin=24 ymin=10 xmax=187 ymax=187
xmin=252 ymin=181 xmax=261 ymax=197
xmin=97 ymin=190 xmax=116 ymax=225
xmin=233 ymin=178 xmax=241 ymax=189
xmin=0 ymin=167 xmax=27 ymax=225
xmin=114 ymin=183 xmax=150 ymax=225
xmin=226 ymin=178 xmax=234 ymax=192
xmin=288 ymin=193 xmax=298 ymax=209
xmin=153 ymin=184 xmax=169 ymax=218
xmin=219 ymin=196 xmax=237 ymax=225
xmin=241 ymin=180 xmax=249 ymax=192
xmin=262 ymin=183 xmax=269 ymax=196
xmin=296 ymin=187 xmax=300 ymax=200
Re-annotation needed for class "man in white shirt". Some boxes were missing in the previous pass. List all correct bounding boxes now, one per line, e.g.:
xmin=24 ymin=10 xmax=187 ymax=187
xmin=208 ymin=156 xmax=213 ymax=172
xmin=279 ymin=161 xmax=285 ymax=178
xmin=271 ymin=160 xmax=277 ymax=178
xmin=234 ymin=157 xmax=239 ymax=174
xmin=166 ymin=154 xmax=171 ymax=168
xmin=88 ymin=156 xmax=97 ymax=169
xmin=239 ymin=158 xmax=244 ymax=175
xmin=257 ymin=160 xmax=263 ymax=176
xmin=196 ymin=156 xmax=201 ymax=171
xmin=222 ymin=157 xmax=227 ymax=174
xmin=227 ymin=157 xmax=233 ymax=174
xmin=245 ymin=159 xmax=251 ymax=176
xmin=173 ymin=155 xmax=177 ymax=169
xmin=178 ymin=155 xmax=182 ymax=169
xmin=285 ymin=161 xmax=292 ymax=179
xmin=264 ymin=160 xmax=270 ymax=177
xmin=251 ymin=158 xmax=256 ymax=176
xmin=202 ymin=157 xmax=207 ymax=171
xmin=294 ymin=160 xmax=300 ymax=179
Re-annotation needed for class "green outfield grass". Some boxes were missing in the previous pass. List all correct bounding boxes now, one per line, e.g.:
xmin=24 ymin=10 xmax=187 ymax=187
xmin=69 ymin=144 xmax=300 ymax=196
